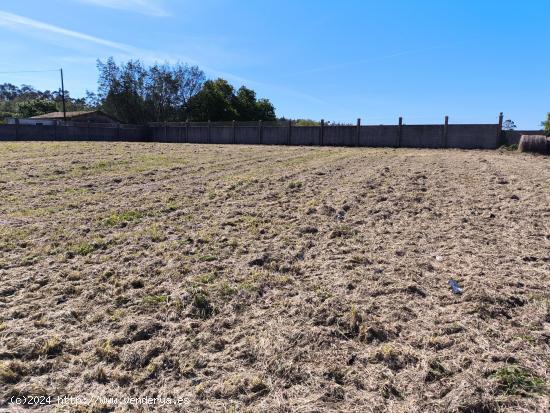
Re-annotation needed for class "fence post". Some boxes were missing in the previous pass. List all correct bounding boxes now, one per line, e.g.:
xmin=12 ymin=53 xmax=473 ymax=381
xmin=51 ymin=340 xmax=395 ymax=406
xmin=117 ymin=123 xmax=120 ymax=141
xmin=397 ymin=116 xmax=403 ymax=147
xmin=232 ymin=120 xmax=236 ymax=144
xmin=87 ymin=120 xmax=91 ymax=141
xmin=288 ymin=120 xmax=292 ymax=146
xmin=207 ymin=120 xmax=211 ymax=144
xmin=497 ymin=112 xmax=504 ymax=145
xmin=186 ymin=120 xmax=189 ymax=143
xmin=443 ymin=116 xmax=449 ymax=148
xmin=164 ymin=122 xmax=167 ymax=141
xmin=14 ymin=118 xmax=19 ymax=141
xmin=356 ymin=118 xmax=361 ymax=147
xmin=320 ymin=119 xmax=324 ymax=146
xmin=258 ymin=120 xmax=262 ymax=144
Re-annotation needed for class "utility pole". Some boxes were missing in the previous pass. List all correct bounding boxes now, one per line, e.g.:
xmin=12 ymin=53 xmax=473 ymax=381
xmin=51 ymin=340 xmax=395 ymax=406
xmin=60 ymin=68 xmax=67 ymax=122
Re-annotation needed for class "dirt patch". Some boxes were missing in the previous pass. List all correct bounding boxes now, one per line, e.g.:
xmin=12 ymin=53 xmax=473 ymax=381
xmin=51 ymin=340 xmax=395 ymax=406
xmin=0 ymin=142 xmax=549 ymax=412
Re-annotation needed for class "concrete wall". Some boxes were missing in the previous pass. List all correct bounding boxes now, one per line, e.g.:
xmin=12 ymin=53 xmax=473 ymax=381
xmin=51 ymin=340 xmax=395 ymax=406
xmin=324 ymin=126 xmax=356 ymax=146
xmin=0 ymin=123 xmax=147 ymax=142
xmin=502 ymin=130 xmax=545 ymax=146
xmin=447 ymin=124 xmax=498 ymax=149
xmin=360 ymin=126 xmax=399 ymax=147
xmin=401 ymin=125 xmax=445 ymax=148
xmin=0 ymin=122 xmax=503 ymax=149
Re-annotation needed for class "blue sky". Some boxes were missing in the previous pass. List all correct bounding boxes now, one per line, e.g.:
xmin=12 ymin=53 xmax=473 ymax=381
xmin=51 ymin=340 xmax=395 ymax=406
xmin=0 ymin=0 xmax=547 ymax=128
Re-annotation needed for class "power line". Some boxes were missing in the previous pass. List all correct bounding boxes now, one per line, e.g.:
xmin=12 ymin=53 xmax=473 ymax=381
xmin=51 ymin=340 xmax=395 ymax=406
xmin=0 ymin=69 xmax=60 ymax=74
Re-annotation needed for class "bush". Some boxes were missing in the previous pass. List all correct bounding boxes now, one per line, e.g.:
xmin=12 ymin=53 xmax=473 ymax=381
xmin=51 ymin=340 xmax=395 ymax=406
xmin=544 ymin=113 xmax=550 ymax=136
xmin=16 ymin=99 xmax=57 ymax=118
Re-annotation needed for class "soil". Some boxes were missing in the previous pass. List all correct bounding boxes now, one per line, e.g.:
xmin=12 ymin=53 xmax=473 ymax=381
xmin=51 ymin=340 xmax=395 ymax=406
xmin=0 ymin=142 xmax=549 ymax=412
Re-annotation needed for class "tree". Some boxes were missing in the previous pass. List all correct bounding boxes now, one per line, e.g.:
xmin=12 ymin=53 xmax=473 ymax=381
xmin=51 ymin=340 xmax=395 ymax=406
xmin=188 ymin=80 xmax=276 ymax=122
xmin=96 ymin=58 xmax=205 ymax=123
xmin=543 ymin=113 xmax=550 ymax=136
xmin=16 ymin=99 xmax=58 ymax=118
xmin=0 ymin=82 xmax=93 ymax=118
xmin=255 ymin=98 xmax=276 ymax=121
xmin=97 ymin=58 xmax=148 ymax=124
xmin=502 ymin=119 xmax=516 ymax=130
xmin=294 ymin=119 xmax=320 ymax=126
xmin=187 ymin=78 xmax=237 ymax=121
xmin=233 ymin=86 xmax=257 ymax=121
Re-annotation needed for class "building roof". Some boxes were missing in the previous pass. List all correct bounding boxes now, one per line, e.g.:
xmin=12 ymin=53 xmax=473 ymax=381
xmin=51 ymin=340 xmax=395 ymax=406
xmin=31 ymin=110 xmax=118 ymax=122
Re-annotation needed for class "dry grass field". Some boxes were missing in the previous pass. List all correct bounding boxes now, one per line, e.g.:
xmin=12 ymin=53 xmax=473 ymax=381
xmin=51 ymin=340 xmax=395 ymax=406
xmin=0 ymin=142 xmax=549 ymax=412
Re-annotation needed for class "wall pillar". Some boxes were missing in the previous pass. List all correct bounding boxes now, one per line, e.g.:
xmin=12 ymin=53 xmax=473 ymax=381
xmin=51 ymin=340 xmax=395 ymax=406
xmin=258 ymin=120 xmax=262 ymax=144
xmin=443 ymin=116 xmax=449 ymax=148
xmin=397 ymin=117 xmax=403 ymax=147
xmin=288 ymin=120 xmax=292 ymax=145
xmin=356 ymin=118 xmax=361 ymax=147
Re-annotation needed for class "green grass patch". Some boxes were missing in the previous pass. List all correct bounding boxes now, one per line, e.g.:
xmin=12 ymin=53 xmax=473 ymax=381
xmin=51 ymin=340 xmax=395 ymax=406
xmin=287 ymin=180 xmax=303 ymax=190
xmin=492 ymin=365 xmax=546 ymax=395
xmin=143 ymin=295 xmax=170 ymax=305
xmin=69 ymin=238 xmax=110 ymax=257
xmin=104 ymin=210 xmax=144 ymax=227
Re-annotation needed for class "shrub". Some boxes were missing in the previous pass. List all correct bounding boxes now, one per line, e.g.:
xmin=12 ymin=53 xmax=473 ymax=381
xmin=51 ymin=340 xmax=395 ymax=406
xmin=544 ymin=113 xmax=550 ymax=136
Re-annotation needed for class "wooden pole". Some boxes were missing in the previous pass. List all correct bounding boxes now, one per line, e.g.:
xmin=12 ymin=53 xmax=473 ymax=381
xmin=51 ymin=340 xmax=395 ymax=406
xmin=186 ymin=121 xmax=189 ymax=143
xmin=232 ymin=120 xmax=236 ymax=144
xmin=60 ymin=68 xmax=67 ymax=122
xmin=320 ymin=119 xmax=324 ymax=146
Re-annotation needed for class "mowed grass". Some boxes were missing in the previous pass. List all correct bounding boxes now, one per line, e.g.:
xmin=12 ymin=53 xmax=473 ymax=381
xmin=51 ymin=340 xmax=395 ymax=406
xmin=0 ymin=142 xmax=549 ymax=413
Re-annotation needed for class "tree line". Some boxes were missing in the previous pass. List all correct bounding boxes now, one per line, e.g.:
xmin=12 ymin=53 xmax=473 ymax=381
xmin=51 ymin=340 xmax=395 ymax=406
xmin=0 ymin=58 xmax=276 ymax=124
xmin=0 ymin=84 xmax=90 ymax=120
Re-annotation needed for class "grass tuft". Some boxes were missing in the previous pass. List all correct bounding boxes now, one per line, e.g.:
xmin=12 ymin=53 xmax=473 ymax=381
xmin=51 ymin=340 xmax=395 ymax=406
xmin=491 ymin=365 xmax=546 ymax=395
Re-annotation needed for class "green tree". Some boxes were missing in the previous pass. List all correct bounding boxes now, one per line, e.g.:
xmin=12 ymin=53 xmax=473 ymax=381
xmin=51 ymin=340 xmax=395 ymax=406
xmin=543 ymin=113 xmax=550 ymax=136
xmin=187 ymin=78 xmax=237 ymax=121
xmin=294 ymin=119 xmax=320 ymax=126
xmin=16 ymin=99 xmax=58 ymax=118
xmin=255 ymin=98 xmax=276 ymax=121
xmin=96 ymin=58 xmax=205 ymax=123
xmin=233 ymin=86 xmax=257 ymax=121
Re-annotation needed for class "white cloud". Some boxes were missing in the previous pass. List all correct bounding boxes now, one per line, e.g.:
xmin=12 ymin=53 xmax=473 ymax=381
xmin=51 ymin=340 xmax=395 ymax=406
xmin=75 ymin=0 xmax=169 ymax=17
xmin=0 ymin=10 xmax=133 ymax=52
xmin=0 ymin=10 xmax=324 ymax=106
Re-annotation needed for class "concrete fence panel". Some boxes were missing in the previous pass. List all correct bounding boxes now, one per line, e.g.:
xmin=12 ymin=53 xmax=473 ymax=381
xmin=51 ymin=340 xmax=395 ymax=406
xmin=401 ymin=125 xmax=444 ymax=148
xmin=324 ymin=126 xmax=356 ymax=146
xmin=211 ymin=126 xmax=234 ymax=144
xmin=235 ymin=126 xmax=259 ymax=145
xmin=291 ymin=126 xmax=319 ymax=146
xmin=447 ymin=124 xmax=498 ymax=149
xmin=262 ymin=125 xmax=289 ymax=145
xmin=360 ymin=126 xmax=399 ymax=147
xmin=187 ymin=126 xmax=208 ymax=144
xmin=0 ymin=121 xmax=505 ymax=150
